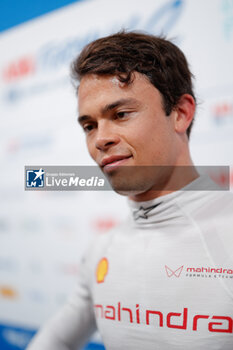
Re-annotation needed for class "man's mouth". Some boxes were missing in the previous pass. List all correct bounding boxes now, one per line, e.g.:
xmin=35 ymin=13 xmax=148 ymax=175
xmin=101 ymin=155 xmax=132 ymax=172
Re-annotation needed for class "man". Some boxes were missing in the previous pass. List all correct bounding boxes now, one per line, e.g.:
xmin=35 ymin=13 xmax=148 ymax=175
xmin=27 ymin=31 xmax=233 ymax=350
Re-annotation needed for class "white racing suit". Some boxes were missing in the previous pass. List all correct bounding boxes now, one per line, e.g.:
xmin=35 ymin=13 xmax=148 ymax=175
xmin=27 ymin=175 xmax=233 ymax=350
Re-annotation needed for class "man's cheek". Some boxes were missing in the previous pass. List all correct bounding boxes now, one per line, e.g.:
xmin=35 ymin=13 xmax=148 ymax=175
xmin=86 ymin=142 xmax=96 ymax=160
xmin=90 ymin=150 xmax=98 ymax=163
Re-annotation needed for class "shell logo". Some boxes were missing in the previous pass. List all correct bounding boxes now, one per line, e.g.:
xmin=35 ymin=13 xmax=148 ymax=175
xmin=96 ymin=258 xmax=108 ymax=283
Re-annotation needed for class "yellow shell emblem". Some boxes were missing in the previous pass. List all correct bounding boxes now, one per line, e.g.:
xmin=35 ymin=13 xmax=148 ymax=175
xmin=96 ymin=258 xmax=108 ymax=283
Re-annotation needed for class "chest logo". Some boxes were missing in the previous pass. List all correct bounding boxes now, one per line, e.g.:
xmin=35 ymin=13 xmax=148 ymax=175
xmin=133 ymin=203 xmax=161 ymax=220
xmin=96 ymin=257 xmax=109 ymax=283
xmin=165 ymin=265 xmax=183 ymax=278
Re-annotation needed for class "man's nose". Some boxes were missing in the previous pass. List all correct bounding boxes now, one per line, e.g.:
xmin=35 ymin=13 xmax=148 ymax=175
xmin=95 ymin=121 xmax=120 ymax=151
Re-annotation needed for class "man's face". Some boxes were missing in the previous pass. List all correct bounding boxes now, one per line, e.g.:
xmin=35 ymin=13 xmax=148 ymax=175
xmin=78 ymin=72 xmax=179 ymax=198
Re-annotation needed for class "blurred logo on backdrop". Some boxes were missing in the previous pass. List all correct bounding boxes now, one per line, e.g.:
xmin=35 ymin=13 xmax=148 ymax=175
xmin=26 ymin=169 xmax=45 ymax=188
xmin=1 ymin=0 xmax=184 ymax=102
xmin=221 ymin=0 xmax=233 ymax=40
xmin=0 ymin=324 xmax=36 ymax=349
xmin=0 ymin=285 xmax=18 ymax=299
xmin=212 ymin=101 xmax=233 ymax=125
xmin=92 ymin=218 xmax=118 ymax=233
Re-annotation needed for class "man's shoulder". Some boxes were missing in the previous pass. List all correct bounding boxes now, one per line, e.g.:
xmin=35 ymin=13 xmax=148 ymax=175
xmin=174 ymin=187 xmax=233 ymax=244
xmin=178 ymin=186 xmax=233 ymax=218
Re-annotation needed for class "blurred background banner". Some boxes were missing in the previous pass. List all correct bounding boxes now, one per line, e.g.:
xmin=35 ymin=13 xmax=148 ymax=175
xmin=0 ymin=0 xmax=233 ymax=349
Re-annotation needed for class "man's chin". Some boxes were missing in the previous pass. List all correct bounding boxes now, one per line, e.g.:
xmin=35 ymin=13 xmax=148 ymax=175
xmin=106 ymin=171 xmax=152 ymax=196
xmin=112 ymin=187 xmax=148 ymax=197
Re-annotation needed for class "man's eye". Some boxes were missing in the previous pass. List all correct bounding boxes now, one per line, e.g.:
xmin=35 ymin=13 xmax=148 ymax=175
xmin=116 ymin=111 xmax=128 ymax=119
xmin=83 ymin=124 xmax=94 ymax=133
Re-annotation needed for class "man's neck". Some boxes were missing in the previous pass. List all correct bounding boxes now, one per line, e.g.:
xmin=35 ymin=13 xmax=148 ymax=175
xmin=129 ymin=165 xmax=199 ymax=202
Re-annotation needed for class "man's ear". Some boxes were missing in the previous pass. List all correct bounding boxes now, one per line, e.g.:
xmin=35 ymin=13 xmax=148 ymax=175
xmin=173 ymin=94 xmax=195 ymax=134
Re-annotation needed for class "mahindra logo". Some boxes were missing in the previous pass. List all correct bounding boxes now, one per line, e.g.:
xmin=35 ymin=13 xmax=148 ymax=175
xmin=94 ymin=303 xmax=233 ymax=334
xmin=165 ymin=265 xmax=183 ymax=278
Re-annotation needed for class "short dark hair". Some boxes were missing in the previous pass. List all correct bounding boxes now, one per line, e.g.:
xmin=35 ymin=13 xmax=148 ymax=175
xmin=71 ymin=31 xmax=196 ymax=138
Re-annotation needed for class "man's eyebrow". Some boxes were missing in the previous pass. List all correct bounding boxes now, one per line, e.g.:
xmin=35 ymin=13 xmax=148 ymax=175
xmin=78 ymin=115 xmax=92 ymax=124
xmin=78 ymin=98 xmax=139 ymax=124
xmin=101 ymin=98 xmax=140 ymax=114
